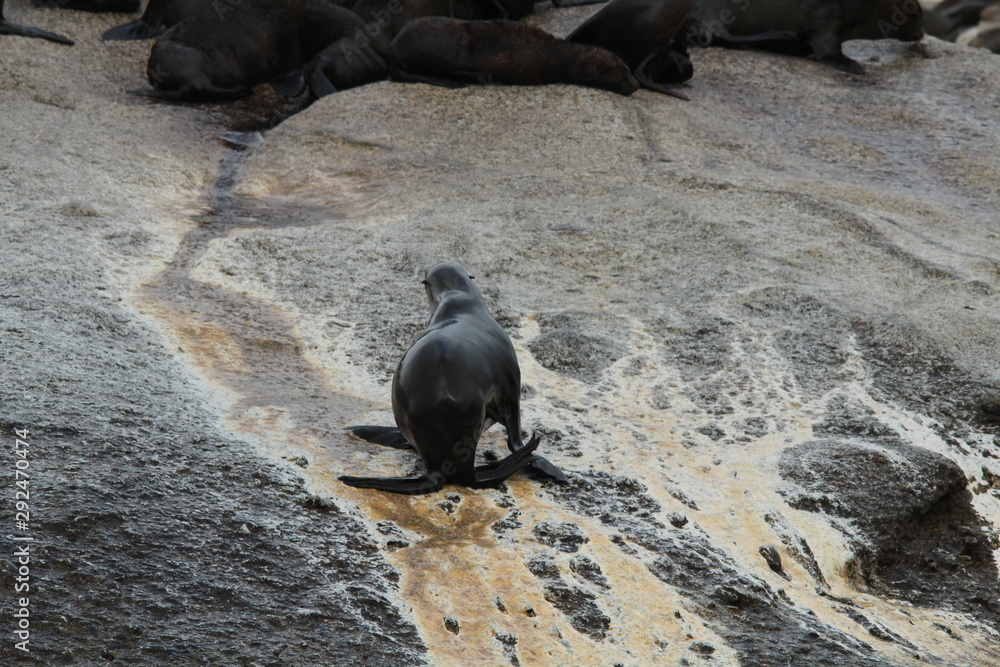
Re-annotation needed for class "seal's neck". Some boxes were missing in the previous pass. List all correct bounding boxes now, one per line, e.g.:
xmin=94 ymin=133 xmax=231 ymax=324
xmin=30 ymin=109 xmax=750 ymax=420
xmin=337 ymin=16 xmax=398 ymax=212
xmin=428 ymin=290 xmax=489 ymax=325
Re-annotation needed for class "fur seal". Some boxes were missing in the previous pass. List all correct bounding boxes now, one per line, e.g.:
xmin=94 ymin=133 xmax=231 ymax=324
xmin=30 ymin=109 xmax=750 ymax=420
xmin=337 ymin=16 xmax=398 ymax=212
xmin=142 ymin=0 xmax=305 ymax=100
xmin=341 ymin=262 xmax=567 ymax=495
xmin=0 ymin=0 xmax=73 ymax=44
xmin=301 ymin=0 xmax=390 ymax=96
xmin=389 ymin=17 xmax=639 ymax=95
xmin=687 ymin=0 xmax=925 ymax=74
xmin=301 ymin=0 xmax=390 ymax=59
xmin=103 ymin=0 xmax=208 ymax=40
xmin=567 ymin=0 xmax=694 ymax=99
xmin=306 ymin=38 xmax=388 ymax=97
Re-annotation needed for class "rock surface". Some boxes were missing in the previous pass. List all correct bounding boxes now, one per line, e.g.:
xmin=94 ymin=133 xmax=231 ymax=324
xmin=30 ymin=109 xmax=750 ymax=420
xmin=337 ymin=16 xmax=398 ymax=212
xmin=2 ymin=4 xmax=1000 ymax=665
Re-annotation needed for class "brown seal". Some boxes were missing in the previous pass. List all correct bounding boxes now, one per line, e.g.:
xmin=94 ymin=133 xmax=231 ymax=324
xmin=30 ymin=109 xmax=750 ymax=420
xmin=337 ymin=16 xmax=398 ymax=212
xmin=389 ymin=17 xmax=639 ymax=95
xmin=348 ymin=0 xmax=505 ymax=44
xmin=306 ymin=39 xmax=389 ymax=97
xmin=342 ymin=262 xmax=567 ymax=495
xmin=687 ymin=0 xmax=925 ymax=74
xmin=567 ymin=0 xmax=694 ymax=99
xmin=301 ymin=0 xmax=390 ymax=96
xmin=0 ymin=0 xmax=73 ymax=44
xmin=142 ymin=0 xmax=305 ymax=101
xmin=103 ymin=0 xmax=209 ymax=40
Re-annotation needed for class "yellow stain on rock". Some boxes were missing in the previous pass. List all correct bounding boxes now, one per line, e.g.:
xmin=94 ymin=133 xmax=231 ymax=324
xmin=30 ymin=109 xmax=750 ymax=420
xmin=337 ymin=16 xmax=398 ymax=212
xmin=136 ymin=267 xmax=1000 ymax=666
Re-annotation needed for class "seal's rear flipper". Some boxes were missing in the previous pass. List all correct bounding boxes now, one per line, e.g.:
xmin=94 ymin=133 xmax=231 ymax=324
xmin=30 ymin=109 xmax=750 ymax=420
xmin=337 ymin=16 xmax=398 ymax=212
xmin=271 ymin=70 xmax=308 ymax=98
xmin=339 ymin=474 xmax=445 ymax=494
xmin=347 ymin=425 xmax=413 ymax=450
xmin=0 ymin=20 xmax=74 ymax=45
xmin=527 ymin=455 xmax=569 ymax=482
xmin=472 ymin=434 xmax=541 ymax=486
xmin=308 ymin=69 xmax=339 ymax=98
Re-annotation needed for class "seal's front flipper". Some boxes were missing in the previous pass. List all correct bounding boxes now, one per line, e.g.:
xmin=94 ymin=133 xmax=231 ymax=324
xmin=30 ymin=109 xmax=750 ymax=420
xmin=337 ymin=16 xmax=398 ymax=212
xmin=339 ymin=474 xmax=444 ymax=495
xmin=638 ymin=79 xmax=690 ymax=100
xmin=102 ymin=19 xmax=161 ymax=41
xmin=347 ymin=425 xmax=413 ymax=450
xmin=635 ymin=54 xmax=690 ymax=100
xmin=102 ymin=0 xmax=166 ymax=40
xmin=0 ymin=20 xmax=74 ymax=45
xmin=472 ymin=434 xmax=541 ymax=486
xmin=527 ymin=455 xmax=569 ymax=482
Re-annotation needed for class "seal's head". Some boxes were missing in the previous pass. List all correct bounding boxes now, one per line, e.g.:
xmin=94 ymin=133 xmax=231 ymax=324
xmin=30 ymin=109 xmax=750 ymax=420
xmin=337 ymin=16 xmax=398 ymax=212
xmin=570 ymin=46 xmax=640 ymax=96
xmin=847 ymin=0 xmax=924 ymax=42
xmin=422 ymin=262 xmax=481 ymax=307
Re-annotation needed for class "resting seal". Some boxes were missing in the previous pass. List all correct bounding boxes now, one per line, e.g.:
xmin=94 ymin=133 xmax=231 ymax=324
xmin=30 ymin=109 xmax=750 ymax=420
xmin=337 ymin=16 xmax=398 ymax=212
xmin=341 ymin=262 xmax=567 ymax=495
xmin=349 ymin=0 xmax=505 ymax=44
xmin=0 ymin=0 xmax=73 ymax=44
xmin=567 ymin=0 xmax=694 ymax=99
xmin=687 ymin=0 xmax=925 ymax=74
xmin=301 ymin=0 xmax=389 ymax=96
xmin=306 ymin=39 xmax=388 ymax=97
xmin=142 ymin=0 xmax=305 ymax=101
xmin=103 ymin=0 xmax=208 ymax=40
xmin=389 ymin=18 xmax=639 ymax=95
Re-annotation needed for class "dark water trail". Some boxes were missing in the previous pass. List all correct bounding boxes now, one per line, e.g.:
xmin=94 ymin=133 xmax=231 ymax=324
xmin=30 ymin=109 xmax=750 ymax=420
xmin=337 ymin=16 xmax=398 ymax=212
xmin=140 ymin=131 xmax=370 ymax=446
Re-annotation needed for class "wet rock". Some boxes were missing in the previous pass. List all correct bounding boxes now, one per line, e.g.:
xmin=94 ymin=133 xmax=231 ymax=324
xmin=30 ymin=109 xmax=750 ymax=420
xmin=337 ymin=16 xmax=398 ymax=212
xmin=569 ymin=555 xmax=611 ymax=590
xmin=740 ymin=288 xmax=852 ymax=398
xmin=532 ymin=521 xmax=589 ymax=553
xmin=689 ymin=641 xmax=716 ymax=655
xmin=763 ymin=512 xmax=828 ymax=588
xmin=839 ymin=606 xmax=917 ymax=649
xmin=780 ymin=439 xmax=1000 ymax=625
xmin=492 ymin=509 xmax=523 ymax=534
xmin=528 ymin=329 xmax=625 ymax=382
xmin=759 ymin=545 xmax=789 ymax=580
xmin=491 ymin=628 xmax=520 ymax=666
xmin=525 ymin=553 xmax=611 ymax=640
xmin=547 ymin=472 xmax=887 ymax=665
xmin=541 ymin=585 xmax=611 ymax=640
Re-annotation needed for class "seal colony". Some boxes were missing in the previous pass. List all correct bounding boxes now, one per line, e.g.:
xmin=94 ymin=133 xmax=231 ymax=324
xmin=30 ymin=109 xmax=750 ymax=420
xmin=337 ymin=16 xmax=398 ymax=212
xmin=341 ymin=263 xmax=567 ymax=495
xmin=11 ymin=0 xmax=948 ymax=99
